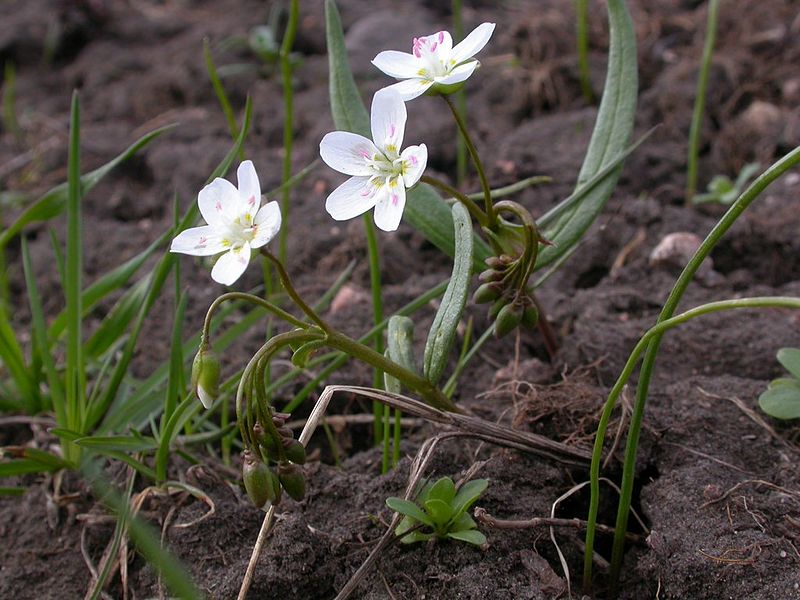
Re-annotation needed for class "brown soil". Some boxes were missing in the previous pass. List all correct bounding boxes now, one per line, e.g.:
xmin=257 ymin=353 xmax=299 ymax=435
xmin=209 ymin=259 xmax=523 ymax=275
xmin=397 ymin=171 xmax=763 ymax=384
xmin=1 ymin=0 xmax=800 ymax=599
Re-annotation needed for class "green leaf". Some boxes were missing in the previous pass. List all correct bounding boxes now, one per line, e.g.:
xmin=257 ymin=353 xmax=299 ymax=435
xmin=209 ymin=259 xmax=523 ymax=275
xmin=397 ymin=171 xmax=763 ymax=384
xmin=446 ymin=529 xmax=486 ymax=546
xmin=47 ymin=231 xmax=168 ymax=342
xmin=0 ymin=448 xmax=71 ymax=476
xmin=22 ymin=237 xmax=62 ymax=415
xmin=759 ymin=379 xmax=800 ymax=420
xmin=386 ymin=497 xmax=433 ymax=527
xmin=536 ymin=0 xmax=638 ymax=268
xmin=426 ymin=476 xmax=456 ymax=504
xmin=0 ymin=124 xmax=174 ymax=248
xmin=777 ymin=348 xmax=800 ymax=381
xmin=325 ymin=0 xmax=369 ymax=137
xmin=384 ymin=315 xmax=417 ymax=394
xmin=424 ymin=498 xmax=453 ymax=528
xmin=84 ymin=275 xmax=151 ymax=359
xmin=451 ymin=478 xmax=489 ymax=519
xmin=449 ymin=512 xmax=478 ymax=533
xmin=0 ymin=486 xmax=26 ymax=496
xmin=405 ymin=184 xmax=492 ymax=272
xmin=423 ymin=202 xmax=473 ymax=385
xmin=74 ymin=435 xmax=158 ymax=452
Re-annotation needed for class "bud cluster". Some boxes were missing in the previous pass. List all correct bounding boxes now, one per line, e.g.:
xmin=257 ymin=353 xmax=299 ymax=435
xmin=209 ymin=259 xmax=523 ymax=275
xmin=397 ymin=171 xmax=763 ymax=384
xmin=473 ymin=254 xmax=539 ymax=338
xmin=242 ymin=410 xmax=307 ymax=510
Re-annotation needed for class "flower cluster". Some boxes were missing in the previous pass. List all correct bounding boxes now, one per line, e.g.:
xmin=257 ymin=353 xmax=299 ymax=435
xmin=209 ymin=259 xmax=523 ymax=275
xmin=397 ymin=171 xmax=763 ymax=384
xmin=171 ymin=22 xmax=494 ymax=281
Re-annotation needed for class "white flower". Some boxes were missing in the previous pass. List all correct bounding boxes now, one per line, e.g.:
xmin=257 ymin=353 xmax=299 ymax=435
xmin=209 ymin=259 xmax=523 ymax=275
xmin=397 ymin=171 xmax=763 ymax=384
xmin=319 ymin=89 xmax=427 ymax=232
xmin=171 ymin=160 xmax=281 ymax=285
xmin=371 ymin=23 xmax=495 ymax=101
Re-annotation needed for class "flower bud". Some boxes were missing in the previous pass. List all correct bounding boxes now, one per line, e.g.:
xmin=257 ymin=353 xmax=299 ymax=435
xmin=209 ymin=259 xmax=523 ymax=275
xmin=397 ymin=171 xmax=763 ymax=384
xmin=278 ymin=463 xmax=306 ymax=501
xmin=494 ymin=303 xmax=523 ymax=338
xmin=284 ymin=440 xmax=307 ymax=465
xmin=243 ymin=451 xmax=277 ymax=509
xmin=488 ymin=298 xmax=506 ymax=320
xmin=191 ymin=344 xmax=220 ymax=409
xmin=522 ymin=303 xmax=539 ymax=328
xmin=478 ymin=268 xmax=504 ymax=283
xmin=473 ymin=282 xmax=502 ymax=305
xmin=276 ymin=426 xmax=294 ymax=439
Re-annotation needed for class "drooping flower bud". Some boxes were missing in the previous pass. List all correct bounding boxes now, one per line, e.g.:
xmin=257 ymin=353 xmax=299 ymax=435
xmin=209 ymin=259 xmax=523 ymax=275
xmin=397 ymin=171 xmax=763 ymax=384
xmin=191 ymin=343 xmax=220 ymax=409
xmin=284 ymin=440 xmax=307 ymax=465
xmin=494 ymin=303 xmax=523 ymax=338
xmin=243 ymin=451 xmax=279 ymax=509
xmin=472 ymin=282 xmax=502 ymax=305
xmin=278 ymin=463 xmax=306 ymax=501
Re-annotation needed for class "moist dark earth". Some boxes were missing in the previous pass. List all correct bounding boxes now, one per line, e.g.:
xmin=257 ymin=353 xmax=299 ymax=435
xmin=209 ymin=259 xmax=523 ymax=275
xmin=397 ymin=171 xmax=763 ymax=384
xmin=1 ymin=0 xmax=800 ymax=598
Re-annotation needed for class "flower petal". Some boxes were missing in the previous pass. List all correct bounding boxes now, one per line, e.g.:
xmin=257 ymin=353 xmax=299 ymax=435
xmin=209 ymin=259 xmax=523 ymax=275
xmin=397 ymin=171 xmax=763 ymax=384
xmin=400 ymin=144 xmax=427 ymax=188
xmin=373 ymin=179 xmax=406 ymax=232
xmin=417 ymin=30 xmax=452 ymax=59
xmin=251 ymin=201 xmax=282 ymax=248
xmin=435 ymin=60 xmax=478 ymax=85
xmin=371 ymin=88 xmax=406 ymax=154
xmin=237 ymin=160 xmax=261 ymax=220
xmin=325 ymin=176 xmax=380 ymax=221
xmin=170 ymin=225 xmax=227 ymax=256
xmin=382 ymin=78 xmax=434 ymax=101
xmin=319 ymin=131 xmax=377 ymax=176
xmin=450 ymin=22 xmax=495 ymax=65
xmin=372 ymin=50 xmax=421 ymax=79
xmin=211 ymin=244 xmax=251 ymax=285
xmin=198 ymin=177 xmax=239 ymax=227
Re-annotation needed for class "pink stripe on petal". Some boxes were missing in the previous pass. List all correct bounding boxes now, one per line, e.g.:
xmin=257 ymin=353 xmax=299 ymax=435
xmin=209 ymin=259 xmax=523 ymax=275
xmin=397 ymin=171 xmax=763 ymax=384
xmin=410 ymin=155 xmax=418 ymax=165
xmin=248 ymin=195 xmax=256 ymax=206
xmin=438 ymin=31 xmax=444 ymax=43
xmin=215 ymin=201 xmax=222 ymax=211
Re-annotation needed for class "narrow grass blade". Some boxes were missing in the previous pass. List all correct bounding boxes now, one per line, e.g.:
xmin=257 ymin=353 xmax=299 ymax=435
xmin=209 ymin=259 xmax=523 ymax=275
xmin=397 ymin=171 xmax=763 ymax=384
xmin=22 ymin=237 xmax=63 ymax=415
xmin=47 ymin=230 xmax=169 ymax=341
xmin=0 ymin=125 xmax=174 ymax=248
xmin=64 ymin=91 xmax=85 ymax=458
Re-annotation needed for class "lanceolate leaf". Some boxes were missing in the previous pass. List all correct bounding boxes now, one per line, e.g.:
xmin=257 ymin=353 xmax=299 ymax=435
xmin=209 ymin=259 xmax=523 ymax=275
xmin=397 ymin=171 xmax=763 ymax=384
xmin=423 ymin=202 xmax=473 ymax=385
xmin=536 ymin=0 xmax=638 ymax=268
xmin=325 ymin=0 xmax=369 ymax=137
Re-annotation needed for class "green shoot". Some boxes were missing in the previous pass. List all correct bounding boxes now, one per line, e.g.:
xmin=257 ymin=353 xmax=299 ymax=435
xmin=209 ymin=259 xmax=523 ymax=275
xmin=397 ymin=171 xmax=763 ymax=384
xmin=686 ymin=0 xmax=721 ymax=202
xmin=386 ymin=476 xmax=489 ymax=546
xmin=759 ymin=348 xmax=800 ymax=420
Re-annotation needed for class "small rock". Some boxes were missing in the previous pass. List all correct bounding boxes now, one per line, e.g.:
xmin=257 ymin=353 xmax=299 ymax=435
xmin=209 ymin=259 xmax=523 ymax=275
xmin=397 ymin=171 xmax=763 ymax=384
xmin=649 ymin=231 xmax=720 ymax=285
xmin=329 ymin=283 xmax=370 ymax=315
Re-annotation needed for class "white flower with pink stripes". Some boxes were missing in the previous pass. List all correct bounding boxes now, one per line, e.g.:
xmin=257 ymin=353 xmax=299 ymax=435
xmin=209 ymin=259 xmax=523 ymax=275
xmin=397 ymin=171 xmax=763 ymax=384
xmin=319 ymin=89 xmax=427 ymax=232
xmin=171 ymin=160 xmax=281 ymax=285
xmin=372 ymin=23 xmax=495 ymax=101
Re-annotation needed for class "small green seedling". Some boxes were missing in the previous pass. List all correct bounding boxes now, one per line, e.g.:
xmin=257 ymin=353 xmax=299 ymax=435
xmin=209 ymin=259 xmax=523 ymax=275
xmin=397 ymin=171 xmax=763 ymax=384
xmin=692 ymin=162 xmax=760 ymax=205
xmin=759 ymin=348 xmax=800 ymax=420
xmin=385 ymin=476 xmax=488 ymax=546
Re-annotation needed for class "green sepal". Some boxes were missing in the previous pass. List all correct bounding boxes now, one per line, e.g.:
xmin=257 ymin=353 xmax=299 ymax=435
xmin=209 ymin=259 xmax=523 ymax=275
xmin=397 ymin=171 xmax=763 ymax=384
xmin=291 ymin=339 xmax=326 ymax=368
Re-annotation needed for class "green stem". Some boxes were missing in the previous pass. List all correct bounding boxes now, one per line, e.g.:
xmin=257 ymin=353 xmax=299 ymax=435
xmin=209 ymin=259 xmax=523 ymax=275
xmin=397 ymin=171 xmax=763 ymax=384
xmin=583 ymin=296 xmax=800 ymax=591
xmin=575 ymin=0 xmax=594 ymax=103
xmin=260 ymin=250 xmax=331 ymax=332
xmin=325 ymin=330 xmax=456 ymax=413
xmin=420 ymin=175 xmax=488 ymax=227
xmin=235 ymin=330 xmax=322 ymax=446
xmin=686 ymin=0 xmax=720 ymax=203
xmin=452 ymin=0 xmax=467 ymax=186
xmin=442 ymin=94 xmax=495 ymax=226
xmin=278 ymin=0 xmax=299 ymax=263
xmin=582 ymin=145 xmax=800 ymax=592
xmin=363 ymin=212 xmax=385 ymax=444
xmin=202 ymin=291 xmax=308 ymax=342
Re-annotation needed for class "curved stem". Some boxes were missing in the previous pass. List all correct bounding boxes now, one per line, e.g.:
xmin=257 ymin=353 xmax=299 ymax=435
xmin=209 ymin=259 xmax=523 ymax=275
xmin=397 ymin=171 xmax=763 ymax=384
xmin=202 ymin=292 xmax=308 ymax=343
xmin=606 ymin=147 xmax=800 ymax=591
xmin=235 ymin=330 xmax=323 ymax=446
xmin=420 ymin=175 xmax=488 ymax=227
xmin=442 ymin=94 xmax=495 ymax=226
xmin=260 ymin=249 xmax=331 ymax=332
xmin=325 ymin=330 xmax=456 ymax=413
xmin=583 ymin=296 xmax=800 ymax=591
